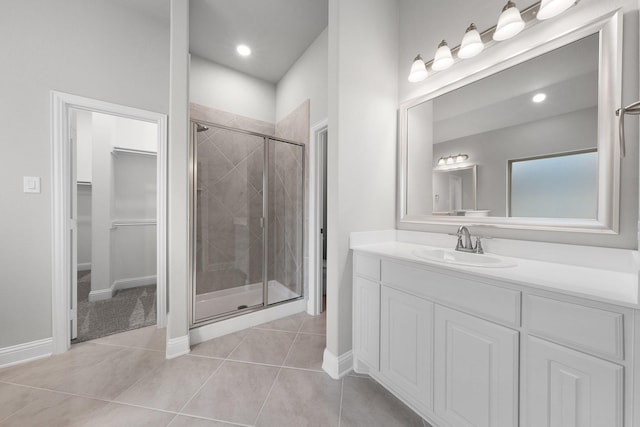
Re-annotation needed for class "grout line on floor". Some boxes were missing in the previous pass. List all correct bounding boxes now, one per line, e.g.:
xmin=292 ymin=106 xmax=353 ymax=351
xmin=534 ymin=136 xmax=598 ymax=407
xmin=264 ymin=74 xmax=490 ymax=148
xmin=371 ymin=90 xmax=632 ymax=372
xmin=172 ymin=412 xmax=253 ymax=426
xmin=175 ymin=357 xmax=225 ymax=415
xmin=252 ymin=366 xmax=283 ymax=426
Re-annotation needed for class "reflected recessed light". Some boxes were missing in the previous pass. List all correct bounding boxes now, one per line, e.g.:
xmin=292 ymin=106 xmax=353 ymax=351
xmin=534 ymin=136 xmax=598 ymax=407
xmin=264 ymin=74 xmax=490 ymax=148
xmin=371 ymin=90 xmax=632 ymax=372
xmin=532 ymin=93 xmax=547 ymax=103
xmin=236 ymin=44 xmax=251 ymax=57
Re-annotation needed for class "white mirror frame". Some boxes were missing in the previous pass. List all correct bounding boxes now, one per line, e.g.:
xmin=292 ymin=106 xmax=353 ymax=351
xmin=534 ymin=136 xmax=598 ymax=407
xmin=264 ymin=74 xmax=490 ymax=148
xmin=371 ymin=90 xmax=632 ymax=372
xmin=398 ymin=10 xmax=622 ymax=234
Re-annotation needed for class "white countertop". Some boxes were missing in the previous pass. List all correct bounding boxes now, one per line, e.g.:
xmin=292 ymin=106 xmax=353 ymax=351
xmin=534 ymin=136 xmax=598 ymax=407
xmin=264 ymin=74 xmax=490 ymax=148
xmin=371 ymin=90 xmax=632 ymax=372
xmin=351 ymin=239 xmax=640 ymax=309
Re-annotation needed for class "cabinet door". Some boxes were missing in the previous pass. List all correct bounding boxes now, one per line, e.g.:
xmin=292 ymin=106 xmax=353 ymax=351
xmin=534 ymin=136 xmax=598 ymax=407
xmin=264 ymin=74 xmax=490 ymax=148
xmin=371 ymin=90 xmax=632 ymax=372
xmin=380 ymin=286 xmax=433 ymax=410
xmin=526 ymin=336 xmax=623 ymax=427
xmin=353 ymin=276 xmax=380 ymax=371
xmin=435 ymin=305 xmax=519 ymax=427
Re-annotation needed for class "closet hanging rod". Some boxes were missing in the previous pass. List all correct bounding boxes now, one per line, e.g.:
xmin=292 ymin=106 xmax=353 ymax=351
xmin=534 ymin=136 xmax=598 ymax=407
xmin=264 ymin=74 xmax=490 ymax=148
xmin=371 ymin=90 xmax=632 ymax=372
xmin=111 ymin=220 xmax=157 ymax=228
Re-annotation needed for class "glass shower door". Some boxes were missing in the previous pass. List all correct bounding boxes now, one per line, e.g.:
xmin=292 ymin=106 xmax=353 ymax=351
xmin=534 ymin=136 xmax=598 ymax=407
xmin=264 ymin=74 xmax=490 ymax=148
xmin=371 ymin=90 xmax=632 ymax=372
xmin=194 ymin=125 xmax=265 ymax=321
xmin=267 ymin=138 xmax=304 ymax=305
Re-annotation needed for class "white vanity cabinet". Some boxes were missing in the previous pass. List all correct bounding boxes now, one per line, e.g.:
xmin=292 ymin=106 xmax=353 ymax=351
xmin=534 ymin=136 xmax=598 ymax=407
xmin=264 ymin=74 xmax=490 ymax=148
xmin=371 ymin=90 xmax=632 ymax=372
xmin=434 ymin=305 xmax=518 ymax=427
xmin=352 ymin=253 xmax=381 ymax=372
xmin=380 ymin=286 xmax=433 ymax=412
xmin=352 ymin=249 xmax=633 ymax=427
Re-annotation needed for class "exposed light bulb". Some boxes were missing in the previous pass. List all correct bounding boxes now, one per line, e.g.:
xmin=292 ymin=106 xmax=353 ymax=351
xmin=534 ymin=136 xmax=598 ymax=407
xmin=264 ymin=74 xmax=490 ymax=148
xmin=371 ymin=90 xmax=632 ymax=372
xmin=432 ymin=40 xmax=454 ymax=71
xmin=408 ymin=54 xmax=428 ymax=82
xmin=236 ymin=44 xmax=251 ymax=57
xmin=493 ymin=1 xmax=525 ymax=41
xmin=458 ymin=24 xmax=484 ymax=59
xmin=537 ymin=0 xmax=574 ymax=20
xmin=532 ymin=93 xmax=547 ymax=103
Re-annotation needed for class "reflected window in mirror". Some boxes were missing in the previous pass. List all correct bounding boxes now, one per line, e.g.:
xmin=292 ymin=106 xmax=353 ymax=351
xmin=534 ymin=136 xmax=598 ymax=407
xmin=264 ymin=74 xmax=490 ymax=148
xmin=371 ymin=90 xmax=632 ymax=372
xmin=508 ymin=149 xmax=597 ymax=218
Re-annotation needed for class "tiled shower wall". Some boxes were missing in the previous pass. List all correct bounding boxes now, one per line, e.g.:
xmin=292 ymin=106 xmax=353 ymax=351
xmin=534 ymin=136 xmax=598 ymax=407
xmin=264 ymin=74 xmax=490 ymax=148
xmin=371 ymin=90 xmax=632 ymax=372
xmin=191 ymin=101 xmax=309 ymax=301
xmin=273 ymin=101 xmax=310 ymax=297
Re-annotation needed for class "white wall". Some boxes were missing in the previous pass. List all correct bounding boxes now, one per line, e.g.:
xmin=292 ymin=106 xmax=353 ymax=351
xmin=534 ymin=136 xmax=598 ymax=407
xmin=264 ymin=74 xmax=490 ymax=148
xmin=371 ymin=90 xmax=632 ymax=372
xmin=0 ymin=0 xmax=169 ymax=349
xmin=190 ymin=55 xmax=276 ymax=123
xmin=276 ymin=28 xmax=329 ymax=126
xmin=327 ymin=0 xmax=398 ymax=357
xmin=76 ymin=110 xmax=93 ymax=183
xmin=398 ymin=0 xmax=639 ymax=249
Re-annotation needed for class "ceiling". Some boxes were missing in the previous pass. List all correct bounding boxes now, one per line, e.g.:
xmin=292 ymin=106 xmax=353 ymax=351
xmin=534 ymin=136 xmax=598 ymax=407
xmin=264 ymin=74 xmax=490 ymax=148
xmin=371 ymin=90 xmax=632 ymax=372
xmin=189 ymin=0 xmax=328 ymax=84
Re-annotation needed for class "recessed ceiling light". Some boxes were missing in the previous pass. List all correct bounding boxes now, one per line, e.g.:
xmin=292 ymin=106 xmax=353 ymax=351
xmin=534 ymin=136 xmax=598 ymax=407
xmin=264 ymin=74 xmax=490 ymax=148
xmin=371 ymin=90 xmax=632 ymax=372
xmin=236 ymin=44 xmax=251 ymax=57
xmin=532 ymin=93 xmax=547 ymax=103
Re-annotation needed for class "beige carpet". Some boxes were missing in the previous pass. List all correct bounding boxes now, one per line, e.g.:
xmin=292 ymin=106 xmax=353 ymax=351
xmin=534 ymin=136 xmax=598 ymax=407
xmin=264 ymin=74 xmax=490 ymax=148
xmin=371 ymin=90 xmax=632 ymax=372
xmin=74 ymin=271 xmax=156 ymax=343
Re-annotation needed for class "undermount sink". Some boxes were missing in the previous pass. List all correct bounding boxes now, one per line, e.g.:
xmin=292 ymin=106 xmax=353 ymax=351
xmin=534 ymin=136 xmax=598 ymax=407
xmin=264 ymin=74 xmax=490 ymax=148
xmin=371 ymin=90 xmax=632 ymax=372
xmin=412 ymin=248 xmax=517 ymax=268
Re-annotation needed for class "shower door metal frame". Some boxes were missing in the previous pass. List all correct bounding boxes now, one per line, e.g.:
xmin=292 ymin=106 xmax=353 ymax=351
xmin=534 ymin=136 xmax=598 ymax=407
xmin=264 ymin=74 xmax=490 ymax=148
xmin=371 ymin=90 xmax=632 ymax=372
xmin=189 ymin=120 xmax=305 ymax=328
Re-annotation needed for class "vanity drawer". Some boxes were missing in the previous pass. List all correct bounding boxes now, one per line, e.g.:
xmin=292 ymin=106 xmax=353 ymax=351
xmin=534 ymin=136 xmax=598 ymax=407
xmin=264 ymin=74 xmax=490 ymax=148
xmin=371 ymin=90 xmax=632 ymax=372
xmin=354 ymin=252 xmax=381 ymax=281
xmin=381 ymin=260 xmax=520 ymax=327
xmin=526 ymin=295 xmax=624 ymax=360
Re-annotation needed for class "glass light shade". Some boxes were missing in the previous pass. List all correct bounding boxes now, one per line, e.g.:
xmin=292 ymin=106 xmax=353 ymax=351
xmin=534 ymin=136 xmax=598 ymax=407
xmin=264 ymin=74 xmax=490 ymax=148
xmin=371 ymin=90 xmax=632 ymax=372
xmin=432 ymin=40 xmax=454 ymax=71
xmin=446 ymin=156 xmax=455 ymax=165
xmin=437 ymin=157 xmax=446 ymax=166
xmin=408 ymin=54 xmax=428 ymax=82
xmin=456 ymin=154 xmax=469 ymax=163
xmin=493 ymin=2 xmax=525 ymax=41
xmin=458 ymin=24 xmax=484 ymax=59
xmin=537 ymin=0 xmax=574 ymax=20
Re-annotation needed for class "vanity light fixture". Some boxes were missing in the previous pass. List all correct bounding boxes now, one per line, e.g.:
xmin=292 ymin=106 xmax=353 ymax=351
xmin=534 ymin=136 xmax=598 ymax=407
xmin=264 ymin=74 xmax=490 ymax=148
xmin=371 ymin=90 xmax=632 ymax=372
xmin=458 ymin=24 xmax=484 ymax=59
xmin=493 ymin=1 xmax=525 ymax=41
xmin=437 ymin=154 xmax=470 ymax=166
xmin=407 ymin=1 xmax=580 ymax=83
xmin=537 ymin=0 xmax=574 ymax=20
xmin=532 ymin=92 xmax=547 ymax=103
xmin=408 ymin=54 xmax=429 ymax=82
xmin=432 ymin=40 xmax=455 ymax=71
xmin=236 ymin=44 xmax=251 ymax=57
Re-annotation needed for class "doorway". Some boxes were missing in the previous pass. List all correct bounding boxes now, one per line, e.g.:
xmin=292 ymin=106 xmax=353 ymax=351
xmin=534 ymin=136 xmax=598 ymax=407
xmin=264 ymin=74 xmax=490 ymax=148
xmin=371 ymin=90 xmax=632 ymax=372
xmin=51 ymin=92 xmax=167 ymax=354
xmin=71 ymin=110 xmax=159 ymax=342
xmin=308 ymin=120 xmax=328 ymax=315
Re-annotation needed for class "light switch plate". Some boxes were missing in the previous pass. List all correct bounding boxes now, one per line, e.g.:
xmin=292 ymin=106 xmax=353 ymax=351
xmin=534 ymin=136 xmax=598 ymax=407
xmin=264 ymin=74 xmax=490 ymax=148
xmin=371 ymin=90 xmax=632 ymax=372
xmin=24 ymin=176 xmax=41 ymax=193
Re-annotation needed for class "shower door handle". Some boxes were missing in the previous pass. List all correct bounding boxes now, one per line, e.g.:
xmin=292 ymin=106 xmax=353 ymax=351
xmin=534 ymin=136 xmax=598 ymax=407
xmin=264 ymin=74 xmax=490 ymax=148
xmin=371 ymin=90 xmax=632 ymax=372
xmin=260 ymin=217 xmax=264 ymax=228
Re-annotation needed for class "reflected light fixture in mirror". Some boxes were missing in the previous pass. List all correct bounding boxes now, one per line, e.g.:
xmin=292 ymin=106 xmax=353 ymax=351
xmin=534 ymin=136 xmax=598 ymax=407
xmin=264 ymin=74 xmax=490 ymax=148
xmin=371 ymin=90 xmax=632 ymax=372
xmin=437 ymin=154 xmax=469 ymax=166
xmin=537 ymin=0 xmax=575 ymax=20
xmin=408 ymin=54 xmax=428 ymax=82
xmin=432 ymin=40 xmax=454 ymax=71
xmin=458 ymin=24 xmax=484 ymax=59
xmin=493 ymin=1 xmax=525 ymax=41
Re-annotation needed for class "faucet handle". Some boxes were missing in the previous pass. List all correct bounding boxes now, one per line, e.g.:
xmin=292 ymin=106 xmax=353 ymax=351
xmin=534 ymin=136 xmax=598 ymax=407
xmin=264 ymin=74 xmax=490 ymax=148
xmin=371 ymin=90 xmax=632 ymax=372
xmin=474 ymin=237 xmax=484 ymax=254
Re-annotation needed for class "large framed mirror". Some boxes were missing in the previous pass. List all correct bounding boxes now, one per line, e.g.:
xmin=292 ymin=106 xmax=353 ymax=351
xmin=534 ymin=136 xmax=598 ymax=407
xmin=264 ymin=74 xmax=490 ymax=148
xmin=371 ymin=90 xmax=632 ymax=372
xmin=398 ymin=10 xmax=622 ymax=233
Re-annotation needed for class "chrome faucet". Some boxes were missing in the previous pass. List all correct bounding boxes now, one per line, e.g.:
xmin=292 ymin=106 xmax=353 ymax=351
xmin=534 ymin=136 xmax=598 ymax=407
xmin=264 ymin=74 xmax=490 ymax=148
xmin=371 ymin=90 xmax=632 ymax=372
xmin=455 ymin=226 xmax=484 ymax=254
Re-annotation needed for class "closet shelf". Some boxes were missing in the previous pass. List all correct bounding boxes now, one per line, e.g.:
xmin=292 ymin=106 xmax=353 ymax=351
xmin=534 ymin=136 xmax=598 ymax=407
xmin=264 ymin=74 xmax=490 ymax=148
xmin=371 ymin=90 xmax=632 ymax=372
xmin=111 ymin=147 xmax=157 ymax=157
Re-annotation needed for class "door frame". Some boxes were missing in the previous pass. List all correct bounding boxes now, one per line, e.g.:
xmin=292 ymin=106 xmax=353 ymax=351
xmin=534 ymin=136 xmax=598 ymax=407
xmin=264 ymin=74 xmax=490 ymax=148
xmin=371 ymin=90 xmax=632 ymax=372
xmin=51 ymin=91 xmax=168 ymax=354
xmin=307 ymin=119 xmax=328 ymax=315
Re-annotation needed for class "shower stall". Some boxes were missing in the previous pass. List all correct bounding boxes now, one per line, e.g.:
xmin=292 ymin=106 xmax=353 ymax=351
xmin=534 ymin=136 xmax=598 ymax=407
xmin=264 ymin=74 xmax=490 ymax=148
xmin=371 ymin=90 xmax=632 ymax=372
xmin=191 ymin=121 xmax=304 ymax=325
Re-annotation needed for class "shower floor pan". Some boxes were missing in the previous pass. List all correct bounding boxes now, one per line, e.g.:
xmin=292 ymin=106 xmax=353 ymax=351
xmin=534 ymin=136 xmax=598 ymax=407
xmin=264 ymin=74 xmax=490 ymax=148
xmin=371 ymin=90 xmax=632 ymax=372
xmin=195 ymin=280 xmax=299 ymax=319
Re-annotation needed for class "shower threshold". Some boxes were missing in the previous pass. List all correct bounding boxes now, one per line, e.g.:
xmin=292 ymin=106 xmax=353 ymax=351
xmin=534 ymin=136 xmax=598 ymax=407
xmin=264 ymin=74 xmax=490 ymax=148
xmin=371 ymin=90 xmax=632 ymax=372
xmin=195 ymin=280 xmax=299 ymax=320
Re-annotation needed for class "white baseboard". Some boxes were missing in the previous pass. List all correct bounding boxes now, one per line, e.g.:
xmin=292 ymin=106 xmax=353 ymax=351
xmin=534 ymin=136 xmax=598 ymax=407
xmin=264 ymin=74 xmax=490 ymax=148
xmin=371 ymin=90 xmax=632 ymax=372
xmin=88 ymin=288 xmax=113 ymax=302
xmin=77 ymin=262 xmax=91 ymax=271
xmin=322 ymin=348 xmax=353 ymax=379
xmin=166 ymin=335 xmax=190 ymax=359
xmin=190 ymin=299 xmax=307 ymax=345
xmin=112 ymin=275 xmax=156 ymax=292
xmin=88 ymin=275 xmax=156 ymax=302
xmin=0 ymin=338 xmax=52 ymax=368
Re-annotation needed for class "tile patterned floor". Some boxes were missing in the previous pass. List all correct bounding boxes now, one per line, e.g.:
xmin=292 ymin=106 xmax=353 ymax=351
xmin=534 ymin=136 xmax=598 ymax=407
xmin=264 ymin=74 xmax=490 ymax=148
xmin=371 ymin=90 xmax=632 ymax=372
xmin=0 ymin=312 xmax=430 ymax=427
